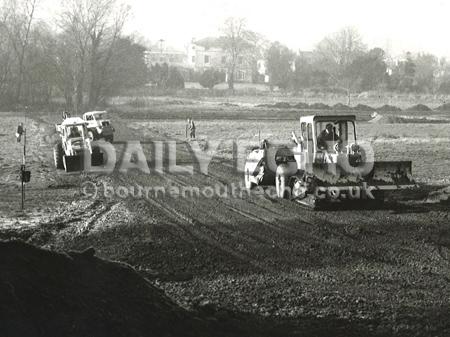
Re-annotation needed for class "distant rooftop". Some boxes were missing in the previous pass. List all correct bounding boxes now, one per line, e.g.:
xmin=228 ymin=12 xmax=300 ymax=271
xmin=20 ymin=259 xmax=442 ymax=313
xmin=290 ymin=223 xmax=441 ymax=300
xmin=192 ymin=37 xmax=224 ymax=49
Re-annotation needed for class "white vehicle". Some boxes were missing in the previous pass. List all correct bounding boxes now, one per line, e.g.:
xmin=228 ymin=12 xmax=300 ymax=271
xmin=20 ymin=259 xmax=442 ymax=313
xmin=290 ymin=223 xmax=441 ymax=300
xmin=82 ymin=111 xmax=115 ymax=142
xmin=245 ymin=115 xmax=416 ymax=207
xmin=54 ymin=117 xmax=103 ymax=172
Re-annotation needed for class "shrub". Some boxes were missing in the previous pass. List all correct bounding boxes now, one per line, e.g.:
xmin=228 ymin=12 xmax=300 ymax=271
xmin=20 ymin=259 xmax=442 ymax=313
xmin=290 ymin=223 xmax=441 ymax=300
xmin=166 ymin=67 xmax=185 ymax=89
xmin=199 ymin=69 xmax=225 ymax=89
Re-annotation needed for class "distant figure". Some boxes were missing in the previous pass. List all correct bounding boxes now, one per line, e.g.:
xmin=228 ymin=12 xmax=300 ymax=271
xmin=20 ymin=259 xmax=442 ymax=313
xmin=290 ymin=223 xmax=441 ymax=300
xmin=185 ymin=118 xmax=190 ymax=138
xmin=261 ymin=139 xmax=269 ymax=149
xmin=186 ymin=118 xmax=196 ymax=139
xmin=317 ymin=123 xmax=339 ymax=151
xmin=16 ymin=122 xmax=24 ymax=142
xmin=62 ymin=111 xmax=71 ymax=120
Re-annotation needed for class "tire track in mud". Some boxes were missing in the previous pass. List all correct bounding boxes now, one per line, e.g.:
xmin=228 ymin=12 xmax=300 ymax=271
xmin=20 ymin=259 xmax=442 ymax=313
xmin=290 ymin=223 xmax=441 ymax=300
xmin=164 ymin=169 xmax=319 ymax=246
xmin=157 ymin=143 xmax=448 ymax=271
xmin=110 ymin=151 xmax=355 ymax=272
xmin=164 ymin=164 xmax=356 ymax=244
xmin=111 ymin=172 xmax=274 ymax=274
xmin=150 ymin=170 xmax=353 ymax=271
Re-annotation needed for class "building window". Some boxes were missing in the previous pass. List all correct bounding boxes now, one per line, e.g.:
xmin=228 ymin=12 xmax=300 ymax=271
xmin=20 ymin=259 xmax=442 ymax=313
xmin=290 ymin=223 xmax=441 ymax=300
xmin=238 ymin=56 xmax=243 ymax=65
xmin=192 ymin=56 xmax=195 ymax=63
xmin=235 ymin=70 xmax=245 ymax=81
xmin=221 ymin=56 xmax=226 ymax=64
xmin=204 ymin=55 xmax=210 ymax=64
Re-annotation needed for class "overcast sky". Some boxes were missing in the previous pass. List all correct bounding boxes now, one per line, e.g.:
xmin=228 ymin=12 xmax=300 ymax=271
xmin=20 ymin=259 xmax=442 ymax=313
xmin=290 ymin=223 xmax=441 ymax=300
xmin=41 ymin=0 xmax=450 ymax=58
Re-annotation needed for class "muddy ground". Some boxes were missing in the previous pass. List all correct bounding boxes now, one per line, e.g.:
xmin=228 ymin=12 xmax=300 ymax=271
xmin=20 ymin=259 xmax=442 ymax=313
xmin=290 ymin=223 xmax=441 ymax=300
xmin=1 ymin=107 xmax=450 ymax=336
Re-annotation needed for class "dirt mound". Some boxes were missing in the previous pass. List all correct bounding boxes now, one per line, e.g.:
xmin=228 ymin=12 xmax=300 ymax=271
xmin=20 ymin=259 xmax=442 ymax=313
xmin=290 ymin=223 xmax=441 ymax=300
xmin=271 ymin=102 xmax=291 ymax=109
xmin=352 ymin=104 xmax=375 ymax=111
xmin=0 ymin=241 xmax=203 ymax=337
xmin=332 ymin=103 xmax=351 ymax=110
xmin=406 ymin=104 xmax=431 ymax=112
xmin=292 ymin=102 xmax=309 ymax=109
xmin=219 ymin=102 xmax=239 ymax=107
xmin=377 ymin=104 xmax=402 ymax=112
xmin=435 ymin=103 xmax=450 ymax=111
xmin=255 ymin=102 xmax=292 ymax=109
xmin=389 ymin=115 xmax=450 ymax=123
xmin=309 ymin=102 xmax=330 ymax=110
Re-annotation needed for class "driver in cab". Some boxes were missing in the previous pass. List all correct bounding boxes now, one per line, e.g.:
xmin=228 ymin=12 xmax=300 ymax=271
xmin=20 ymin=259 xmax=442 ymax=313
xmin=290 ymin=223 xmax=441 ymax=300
xmin=69 ymin=126 xmax=81 ymax=138
xmin=317 ymin=123 xmax=340 ymax=151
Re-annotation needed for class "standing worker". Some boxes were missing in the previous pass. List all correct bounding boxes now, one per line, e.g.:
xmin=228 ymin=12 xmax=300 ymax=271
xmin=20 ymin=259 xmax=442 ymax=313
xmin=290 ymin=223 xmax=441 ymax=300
xmin=16 ymin=123 xmax=24 ymax=142
xmin=189 ymin=118 xmax=196 ymax=139
xmin=186 ymin=118 xmax=190 ymax=139
xmin=186 ymin=117 xmax=196 ymax=140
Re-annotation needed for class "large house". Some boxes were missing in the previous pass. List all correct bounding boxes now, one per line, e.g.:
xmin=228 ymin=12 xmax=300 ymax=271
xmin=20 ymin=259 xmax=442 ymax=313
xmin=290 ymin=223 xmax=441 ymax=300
xmin=144 ymin=37 xmax=268 ymax=83
xmin=144 ymin=47 xmax=186 ymax=68
xmin=187 ymin=38 xmax=254 ymax=83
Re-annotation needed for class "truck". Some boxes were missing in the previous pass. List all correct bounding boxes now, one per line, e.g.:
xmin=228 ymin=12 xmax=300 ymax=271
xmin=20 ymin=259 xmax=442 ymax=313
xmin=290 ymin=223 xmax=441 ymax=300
xmin=82 ymin=111 xmax=114 ymax=143
xmin=54 ymin=117 xmax=103 ymax=172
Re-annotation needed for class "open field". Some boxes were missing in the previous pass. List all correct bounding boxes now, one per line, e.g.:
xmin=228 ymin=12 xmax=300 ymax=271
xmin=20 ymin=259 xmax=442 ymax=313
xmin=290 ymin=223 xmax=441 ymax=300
xmin=1 ymin=99 xmax=450 ymax=336
xmin=115 ymin=86 xmax=450 ymax=111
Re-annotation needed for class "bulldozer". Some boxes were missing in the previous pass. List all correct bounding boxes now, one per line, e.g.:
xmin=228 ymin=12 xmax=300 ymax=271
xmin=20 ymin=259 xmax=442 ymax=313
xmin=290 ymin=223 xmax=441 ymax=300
xmin=244 ymin=115 xmax=416 ymax=207
xmin=54 ymin=117 xmax=103 ymax=172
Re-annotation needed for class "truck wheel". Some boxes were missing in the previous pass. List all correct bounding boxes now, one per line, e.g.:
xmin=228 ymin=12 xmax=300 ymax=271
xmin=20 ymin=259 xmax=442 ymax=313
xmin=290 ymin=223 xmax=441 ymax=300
xmin=91 ymin=146 xmax=104 ymax=166
xmin=53 ymin=142 xmax=64 ymax=169
xmin=276 ymin=164 xmax=290 ymax=199
xmin=244 ymin=167 xmax=256 ymax=189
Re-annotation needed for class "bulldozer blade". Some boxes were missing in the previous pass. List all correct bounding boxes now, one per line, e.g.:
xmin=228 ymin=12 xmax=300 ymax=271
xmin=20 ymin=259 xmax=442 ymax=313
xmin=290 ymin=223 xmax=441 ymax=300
xmin=311 ymin=160 xmax=415 ymax=188
xmin=371 ymin=161 xmax=414 ymax=186
xmin=63 ymin=155 xmax=83 ymax=172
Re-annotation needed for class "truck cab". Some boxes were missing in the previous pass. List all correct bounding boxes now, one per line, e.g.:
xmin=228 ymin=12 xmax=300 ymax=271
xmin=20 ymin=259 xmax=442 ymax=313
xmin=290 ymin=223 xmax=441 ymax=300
xmin=82 ymin=111 xmax=114 ymax=142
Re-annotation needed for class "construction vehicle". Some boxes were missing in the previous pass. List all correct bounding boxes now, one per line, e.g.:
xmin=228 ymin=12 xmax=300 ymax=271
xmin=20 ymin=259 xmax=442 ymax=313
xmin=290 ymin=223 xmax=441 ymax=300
xmin=82 ymin=111 xmax=114 ymax=142
xmin=54 ymin=117 xmax=103 ymax=172
xmin=244 ymin=115 xmax=416 ymax=207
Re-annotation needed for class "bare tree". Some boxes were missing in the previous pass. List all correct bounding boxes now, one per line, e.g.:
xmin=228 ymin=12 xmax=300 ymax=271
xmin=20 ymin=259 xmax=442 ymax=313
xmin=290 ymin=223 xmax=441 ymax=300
xmin=58 ymin=0 xmax=129 ymax=112
xmin=220 ymin=17 xmax=255 ymax=91
xmin=315 ymin=27 xmax=366 ymax=104
xmin=1 ymin=0 xmax=38 ymax=102
xmin=0 ymin=15 xmax=13 ymax=99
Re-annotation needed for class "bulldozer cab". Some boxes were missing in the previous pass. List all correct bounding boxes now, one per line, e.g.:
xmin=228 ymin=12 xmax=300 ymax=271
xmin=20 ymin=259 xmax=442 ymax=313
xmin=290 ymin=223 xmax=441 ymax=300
xmin=315 ymin=119 xmax=356 ymax=150
xmin=297 ymin=115 xmax=357 ymax=153
xmin=294 ymin=115 xmax=358 ymax=170
xmin=65 ymin=124 xmax=86 ymax=139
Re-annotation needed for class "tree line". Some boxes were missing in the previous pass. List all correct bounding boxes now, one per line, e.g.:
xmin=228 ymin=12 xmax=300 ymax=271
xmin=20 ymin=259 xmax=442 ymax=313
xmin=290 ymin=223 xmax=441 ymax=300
xmin=1 ymin=3 xmax=449 ymax=111
xmin=0 ymin=0 xmax=148 ymax=112
xmin=266 ymin=27 xmax=450 ymax=102
xmin=169 ymin=19 xmax=450 ymax=98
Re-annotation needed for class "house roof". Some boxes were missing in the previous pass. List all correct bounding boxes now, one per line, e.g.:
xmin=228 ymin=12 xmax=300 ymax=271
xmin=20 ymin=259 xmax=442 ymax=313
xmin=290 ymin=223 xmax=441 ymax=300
xmin=193 ymin=37 xmax=224 ymax=50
